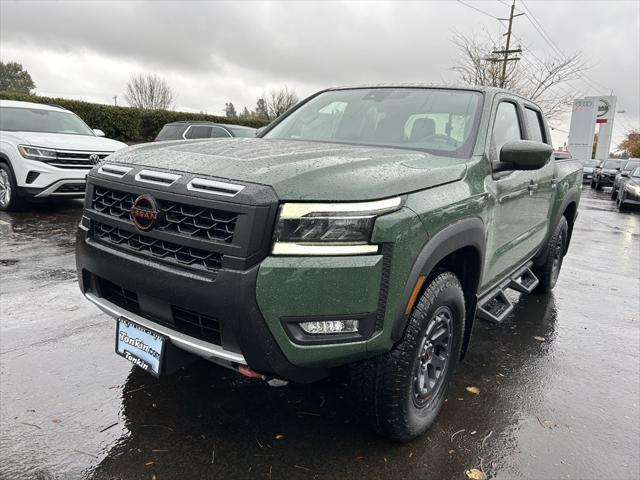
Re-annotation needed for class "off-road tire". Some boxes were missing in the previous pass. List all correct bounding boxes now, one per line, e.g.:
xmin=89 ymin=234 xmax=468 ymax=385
xmin=533 ymin=216 xmax=568 ymax=293
xmin=0 ymin=162 xmax=26 ymax=212
xmin=349 ymin=271 xmax=465 ymax=442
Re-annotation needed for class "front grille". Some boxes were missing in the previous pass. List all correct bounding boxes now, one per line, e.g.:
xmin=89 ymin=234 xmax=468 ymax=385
xmin=54 ymin=183 xmax=86 ymax=193
xmin=95 ymin=276 xmax=221 ymax=345
xmin=46 ymin=151 xmax=111 ymax=169
xmin=92 ymin=222 xmax=223 ymax=273
xmin=92 ymin=186 xmax=238 ymax=244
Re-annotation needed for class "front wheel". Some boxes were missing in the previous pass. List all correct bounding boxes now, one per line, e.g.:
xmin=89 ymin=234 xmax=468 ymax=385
xmin=349 ymin=271 xmax=465 ymax=442
xmin=589 ymin=179 xmax=596 ymax=189
xmin=533 ymin=216 xmax=568 ymax=292
xmin=595 ymin=178 xmax=603 ymax=191
xmin=617 ymin=192 xmax=627 ymax=211
xmin=0 ymin=163 xmax=26 ymax=212
xmin=611 ymin=187 xmax=618 ymax=200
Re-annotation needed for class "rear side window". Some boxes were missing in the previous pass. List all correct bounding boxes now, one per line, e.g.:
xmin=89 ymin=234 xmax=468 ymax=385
xmin=210 ymin=126 xmax=231 ymax=138
xmin=492 ymin=102 xmax=522 ymax=152
xmin=185 ymin=125 xmax=213 ymax=139
xmin=525 ymin=107 xmax=546 ymax=143
xmin=155 ymin=124 xmax=185 ymax=141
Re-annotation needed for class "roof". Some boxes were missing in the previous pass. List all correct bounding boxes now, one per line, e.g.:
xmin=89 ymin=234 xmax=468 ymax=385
xmin=0 ymin=99 xmax=69 ymax=112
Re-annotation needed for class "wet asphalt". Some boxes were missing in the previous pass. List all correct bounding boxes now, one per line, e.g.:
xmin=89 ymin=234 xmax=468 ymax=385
xmin=0 ymin=188 xmax=638 ymax=480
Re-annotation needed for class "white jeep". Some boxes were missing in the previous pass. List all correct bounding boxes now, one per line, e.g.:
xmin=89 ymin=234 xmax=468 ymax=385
xmin=0 ymin=99 xmax=127 ymax=211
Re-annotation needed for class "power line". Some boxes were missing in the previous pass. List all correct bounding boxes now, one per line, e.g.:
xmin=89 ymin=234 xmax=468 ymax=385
xmin=455 ymin=0 xmax=502 ymax=21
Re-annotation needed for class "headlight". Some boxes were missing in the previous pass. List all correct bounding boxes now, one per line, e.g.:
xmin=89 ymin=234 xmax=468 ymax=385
xmin=629 ymin=185 xmax=640 ymax=196
xmin=272 ymin=197 xmax=402 ymax=255
xmin=18 ymin=145 xmax=57 ymax=161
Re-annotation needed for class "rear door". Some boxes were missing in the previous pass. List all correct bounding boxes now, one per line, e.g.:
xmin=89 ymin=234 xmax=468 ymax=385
xmin=523 ymin=105 xmax=555 ymax=243
xmin=483 ymin=98 xmax=540 ymax=285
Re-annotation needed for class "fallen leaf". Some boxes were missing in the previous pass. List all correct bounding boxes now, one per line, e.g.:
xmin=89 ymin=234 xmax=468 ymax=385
xmin=52 ymin=417 xmax=61 ymax=423
xmin=466 ymin=386 xmax=480 ymax=395
xmin=533 ymin=336 xmax=546 ymax=342
xmin=275 ymin=434 xmax=284 ymax=440
xmin=465 ymin=468 xmax=485 ymax=480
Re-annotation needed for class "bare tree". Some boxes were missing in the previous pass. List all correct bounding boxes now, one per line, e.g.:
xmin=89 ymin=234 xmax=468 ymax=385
xmin=451 ymin=29 xmax=589 ymax=122
xmin=263 ymin=86 xmax=299 ymax=120
xmin=124 ymin=73 xmax=175 ymax=110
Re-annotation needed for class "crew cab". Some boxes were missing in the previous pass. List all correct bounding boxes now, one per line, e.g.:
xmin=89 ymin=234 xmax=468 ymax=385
xmin=0 ymin=100 xmax=127 ymax=210
xmin=76 ymin=86 xmax=582 ymax=441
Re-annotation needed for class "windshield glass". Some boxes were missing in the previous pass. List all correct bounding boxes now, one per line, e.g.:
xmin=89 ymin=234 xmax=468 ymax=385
xmin=0 ymin=106 xmax=94 ymax=136
xmin=155 ymin=124 xmax=186 ymax=141
xmin=602 ymin=160 xmax=625 ymax=169
xmin=263 ymin=88 xmax=483 ymax=158
xmin=632 ymin=167 xmax=640 ymax=178
xmin=581 ymin=159 xmax=598 ymax=167
xmin=624 ymin=160 xmax=640 ymax=170
xmin=228 ymin=126 xmax=256 ymax=138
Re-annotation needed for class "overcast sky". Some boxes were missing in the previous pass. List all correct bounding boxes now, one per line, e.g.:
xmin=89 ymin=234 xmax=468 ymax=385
xmin=1 ymin=0 xmax=638 ymax=148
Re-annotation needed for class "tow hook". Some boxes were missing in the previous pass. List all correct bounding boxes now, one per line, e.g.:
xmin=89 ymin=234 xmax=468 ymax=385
xmin=238 ymin=365 xmax=288 ymax=387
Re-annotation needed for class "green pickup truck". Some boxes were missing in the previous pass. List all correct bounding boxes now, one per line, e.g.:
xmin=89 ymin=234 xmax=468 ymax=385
xmin=76 ymin=85 xmax=582 ymax=441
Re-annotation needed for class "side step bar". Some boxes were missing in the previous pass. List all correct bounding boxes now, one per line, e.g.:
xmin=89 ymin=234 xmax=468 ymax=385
xmin=477 ymin=262 xmax=539 ymax=323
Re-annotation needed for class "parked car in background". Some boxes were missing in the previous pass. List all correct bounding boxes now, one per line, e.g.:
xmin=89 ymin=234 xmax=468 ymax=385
xmin=616 ymin=166 xmax=640 ymax=211
xmin=579 ymin=158 xmax=598 ymax=183
xmin=611 ymin=158 xmax=640 ymax=199
xmin=76 ymin=85 xmax=582 ymax=441
xmin=154 ymin=121 xmax=257 ymax=141
xmin=0 ymin=100 xmax=127 ymax=211
xmin=590 ymin=158 xmax=626 ymax=190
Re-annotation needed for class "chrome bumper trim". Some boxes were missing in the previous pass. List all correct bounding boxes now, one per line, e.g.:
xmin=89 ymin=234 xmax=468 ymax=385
xmin=84 ymin=292 xmax=247 ymax=365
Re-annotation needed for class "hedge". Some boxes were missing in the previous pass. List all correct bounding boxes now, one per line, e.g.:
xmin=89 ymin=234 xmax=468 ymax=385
xmin=0 ymin=91 xmax=268 ymax=143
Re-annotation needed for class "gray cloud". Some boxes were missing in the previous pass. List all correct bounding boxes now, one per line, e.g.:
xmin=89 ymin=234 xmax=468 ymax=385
xmin=1 ymin=0 xmax=638 ymax=146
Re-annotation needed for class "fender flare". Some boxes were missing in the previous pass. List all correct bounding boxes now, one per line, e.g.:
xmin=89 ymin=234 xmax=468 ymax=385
xmin=390 ymin=217 xmax=485 ymax=342
xmin=533 ymin=186 xmax=581 ymax=265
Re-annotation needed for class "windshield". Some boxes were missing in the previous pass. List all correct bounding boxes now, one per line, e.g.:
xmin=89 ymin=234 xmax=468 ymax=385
xmin=602 ymin=160 xmax=625 ymax=169
xmin=580 ymin=159 xmax=598 ymax=167
xmin=263 ymin=88 xmax=483 ymax=158
xmin=624 ymin=160 xmax=640 ymax=170
xmin=632 ymin=167 xmax=640 ymax=178
xmin=228 ymin=126 xmax=256 ymax=138
xmin=155 ymin=124 xmax=186 ymax=141
xmin=0 ymin=106 xmax=94 ymax=136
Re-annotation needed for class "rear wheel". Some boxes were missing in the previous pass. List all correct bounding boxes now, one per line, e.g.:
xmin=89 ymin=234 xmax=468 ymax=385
xmin=349 ymin=271 xmax=465 ymax=442
xmin=533 ymin=216 xmax=568 ymax=292
xmin=0 ymin=163 xmax=26 ymax=212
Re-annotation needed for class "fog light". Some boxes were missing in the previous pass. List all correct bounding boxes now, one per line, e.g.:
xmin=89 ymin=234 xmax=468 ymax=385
xmin=299 ymin=319 xmax=359 ymax=335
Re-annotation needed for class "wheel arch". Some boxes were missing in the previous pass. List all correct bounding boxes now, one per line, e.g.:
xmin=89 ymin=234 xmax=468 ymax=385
xmin=390 ymin=217 xmax=485 ymax=357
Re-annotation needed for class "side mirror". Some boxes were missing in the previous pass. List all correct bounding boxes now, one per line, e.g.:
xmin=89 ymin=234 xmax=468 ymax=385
xmin=499 ymin=140 xmax=553 ymax=170
xmin=621 ymin=172 xmax=630 ymax=178
xmin=93 ymin=129 xmax=105 ymax=137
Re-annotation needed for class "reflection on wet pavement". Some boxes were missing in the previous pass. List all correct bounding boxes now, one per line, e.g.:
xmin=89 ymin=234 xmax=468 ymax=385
xmin=0 ymin=191 xmax=638 ymax=480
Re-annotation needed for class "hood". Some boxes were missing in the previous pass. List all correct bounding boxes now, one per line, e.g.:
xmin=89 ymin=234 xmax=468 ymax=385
xmin=107 ymin=138 xmax=468 ymax=201
xmin=583 ymin=166 xmax=594 ymax=173
xmin=5 ymin=131 xmax=127 ymax=152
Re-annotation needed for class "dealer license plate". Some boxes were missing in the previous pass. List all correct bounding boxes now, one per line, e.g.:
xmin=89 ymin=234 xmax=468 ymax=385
xmin=116 ymin=318 xmax=165 ymax=377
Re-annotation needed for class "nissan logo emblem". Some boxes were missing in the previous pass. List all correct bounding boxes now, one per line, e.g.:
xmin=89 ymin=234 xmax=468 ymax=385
xmin=130 ymin=194 xmax=161 ymax=231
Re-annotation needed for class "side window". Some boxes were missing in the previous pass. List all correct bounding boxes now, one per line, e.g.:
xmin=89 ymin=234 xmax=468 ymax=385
xmin=492 ymin=102 xmax=522 ymax=153
xmin=210 ymin=126 xmax=232 ymax=138
xmin=525 ymin=107 xmax=546 ymax=143
xmin=185 ymin=126 xmax=213 ymax=139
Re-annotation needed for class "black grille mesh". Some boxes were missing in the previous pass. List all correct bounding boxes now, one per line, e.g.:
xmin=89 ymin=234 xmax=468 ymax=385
xmin=93 ymin=222 xmax=223 ymax=273
xmin=92 ymin=186 xmax=238 ymax=244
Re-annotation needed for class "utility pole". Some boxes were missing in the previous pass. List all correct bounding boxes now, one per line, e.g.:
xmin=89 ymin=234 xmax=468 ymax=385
xmin=113 ymin=95 xmax=117 ymax=107
xmin=492 ymin=0 xmax=524 ymax=88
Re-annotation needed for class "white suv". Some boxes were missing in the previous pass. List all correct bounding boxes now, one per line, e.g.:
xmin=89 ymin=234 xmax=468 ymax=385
xmin=0 ymin=99 xmax=127 ymax=211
